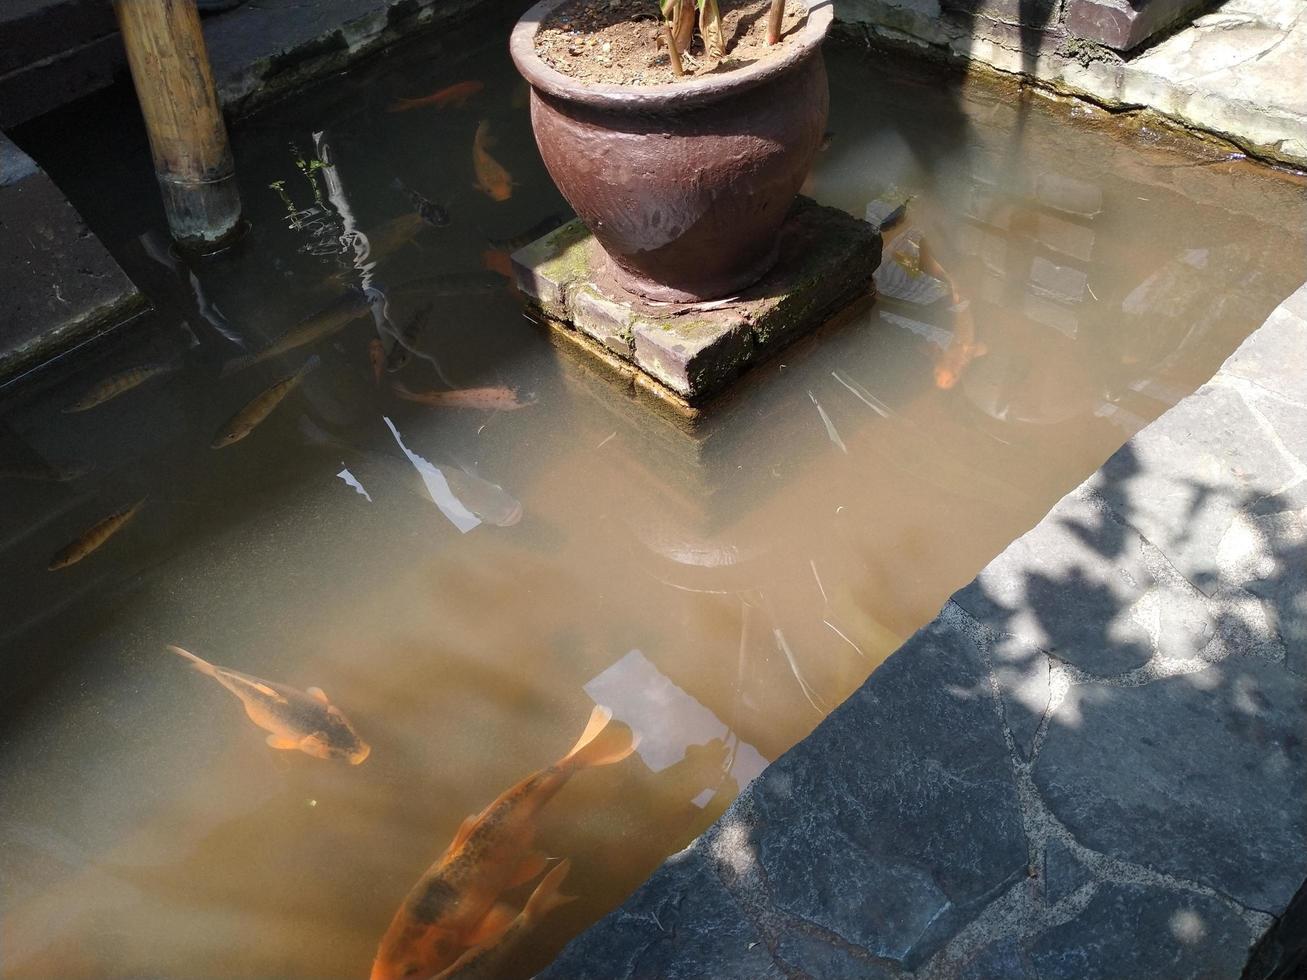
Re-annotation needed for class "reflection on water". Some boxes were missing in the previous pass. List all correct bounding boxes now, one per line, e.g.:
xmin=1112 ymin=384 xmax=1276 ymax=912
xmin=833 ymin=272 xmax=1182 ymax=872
xmin=2 ymin=13 xmax=1305 ymax=979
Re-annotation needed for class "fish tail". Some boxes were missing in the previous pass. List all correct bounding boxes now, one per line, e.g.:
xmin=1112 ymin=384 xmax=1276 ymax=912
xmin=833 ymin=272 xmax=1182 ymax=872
xmin=166 ymin=644 xmax=218 ymax=677
xmin=386 ymin=98 xmax=419 ymax=113
xmin=523 ymin=859 xmax=575 ymax=925
xmin=391 ymin=382 xmax=419 ymax=402
xmin=560 ymin=705 xmax=638 ymax=770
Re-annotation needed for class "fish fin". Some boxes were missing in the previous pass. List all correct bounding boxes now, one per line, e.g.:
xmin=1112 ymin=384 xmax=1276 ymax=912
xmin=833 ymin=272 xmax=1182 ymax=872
xmin=386 ymin=98 xmax=419 ymax=113
xmin=506 ymin=850 xmax=550 ymax=888
xmin=306 ymin=686 xmax=330 ymax=704
xmin=248 ymin=679 xmax=283 ymax=700
xmin=464 ymin=902 xmax=517 ymax=946
xmin=297 ymin=733 xmax=333 ymax=759
xmin=167 ymin=644 xmax=217 ymax=677
xmin=442 ymin=814 xmax=478 ymax=858
xmin=523 ymin=859 xmax=575 ymax=925
xmin=560 ymin=705 xmax=639 ymax=769
xmin=266 ymin=734 xmax=300 ymax=750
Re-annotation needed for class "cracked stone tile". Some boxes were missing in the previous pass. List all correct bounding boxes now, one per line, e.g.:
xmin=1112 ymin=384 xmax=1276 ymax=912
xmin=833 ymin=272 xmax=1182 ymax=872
xmin=694 ymin=608 xmax=1027 ymax=971
xmin=1090 ymin=383 xmax=1299 ymax=591
xmin=537 ymin=849 xmax=784 ymax=980
xmin=775 ymin=931 xmax=901 ymax=979
xmin=957 ymin=935 xmax=1040 ymax=979
xmin=990 ymin=632 xmax=1051 ymax=761
xmin=1027 ymin=882 xmax=1253 ymax=979
xmin=1220 ymin=300 xmax=1307 ymax=403
xmin=1040 ymin=839 xmax=1093 ymax=906
xmin=1033 ymin=657 xmax=1306 ymax=912
xmin=954 ymin=489 xmax=1213 ymax=676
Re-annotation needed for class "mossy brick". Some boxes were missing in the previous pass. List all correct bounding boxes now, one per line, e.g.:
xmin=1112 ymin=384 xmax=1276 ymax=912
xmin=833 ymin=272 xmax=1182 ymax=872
xmin=513 ymin=197 xmax=881 ymax=405
xmin=511 ymin=219 xmax=592 ymax=316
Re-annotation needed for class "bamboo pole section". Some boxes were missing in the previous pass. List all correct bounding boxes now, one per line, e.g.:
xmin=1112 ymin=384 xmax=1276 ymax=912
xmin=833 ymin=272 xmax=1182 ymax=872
xmin=113 ymin=0 xmax=242 ymax=249
xmin=767 ymin=0 xmax=785 ymax=44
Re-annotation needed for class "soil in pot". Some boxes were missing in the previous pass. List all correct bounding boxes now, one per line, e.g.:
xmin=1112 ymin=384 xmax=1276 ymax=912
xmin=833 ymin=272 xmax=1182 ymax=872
xmin=533 ymin=0 xmax=808 ymax=86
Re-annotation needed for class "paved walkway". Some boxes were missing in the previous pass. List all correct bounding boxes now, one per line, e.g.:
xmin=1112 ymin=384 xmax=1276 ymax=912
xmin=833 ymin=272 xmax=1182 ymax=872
xmin=541 ymin=281 xmax=1307 ymax=978
xmin=836 ymin=0 xmax=1307 ymax=168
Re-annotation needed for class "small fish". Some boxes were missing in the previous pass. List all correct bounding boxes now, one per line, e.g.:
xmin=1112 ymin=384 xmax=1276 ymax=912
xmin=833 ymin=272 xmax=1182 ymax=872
xmin=222 ymin=292 xmax=369 ymax=376
xmin=393 ymin=178 xmax=450 ymax=228
xmin=472 ymin=121 xmax=514 ymax=202
xmin=433 ymin=861 xmax=576 ymax=980
xmin=48 ymin=499 xmax=145 ymax=571
xmin=486 ymin=214 xmax=565 ymax=253
xmin=392 ymin=383 xmax=532 ymax=412
xmin=63 ymin=362 xmax=176 ymax=413
xmin=369 ymin=338 xmax=386 ymax=385
xmin=388 ymin=80 xmax=484 ymax=113
xmin=0 ymin=459 xmax=92 ymax=483
xmin=443 ymin=467 xmax=523 ymax=527
xmin=166 ymin=645 xmax=370 ymax=764
xmin=370 ymin=706 xmax=635 ymax=980
xmin=212 ymin=356 xmax=320 ymax=449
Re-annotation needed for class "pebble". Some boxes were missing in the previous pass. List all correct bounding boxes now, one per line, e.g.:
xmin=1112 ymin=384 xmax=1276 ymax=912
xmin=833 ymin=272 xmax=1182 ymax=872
xmin=602 ymin=41 xmax=612 ymax=52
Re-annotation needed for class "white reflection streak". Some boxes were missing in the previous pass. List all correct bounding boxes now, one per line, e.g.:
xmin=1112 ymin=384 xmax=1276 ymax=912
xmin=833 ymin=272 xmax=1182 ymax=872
xmin=583 ymin=649 xmax=769 ymax=807
xmin=809 ymin=391 xmax=848 ymax=454
xmin=831 ymin=371 xmax=890 ymax=417
xmin=773 ymin=627 xmax=829 ymax=714
xmin=336 ymin=466 xmax=372 ymax=502
xmin=382 ymin=416 xmax=481 ymax=533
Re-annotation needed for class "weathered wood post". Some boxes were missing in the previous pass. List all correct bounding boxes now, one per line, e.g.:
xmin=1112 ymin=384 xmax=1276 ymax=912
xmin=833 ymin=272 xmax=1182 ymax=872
xmin=113 ymin=0 xmax=242 ymax=249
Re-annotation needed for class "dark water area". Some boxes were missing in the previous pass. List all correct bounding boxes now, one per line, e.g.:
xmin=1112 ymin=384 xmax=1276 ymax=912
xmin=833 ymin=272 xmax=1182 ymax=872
xmin=3 ymin=11 xmax=1306 ymax=979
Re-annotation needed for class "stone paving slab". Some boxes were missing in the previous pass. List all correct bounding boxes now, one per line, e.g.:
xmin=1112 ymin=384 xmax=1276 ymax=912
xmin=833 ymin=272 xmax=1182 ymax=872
xmin=836 ymin=0 xmax=1307 ymax=167
xmin=541 ymin=281 xmax=1307 ymax=978
xmin=0 ymin=134 xmax=145 ymax=380
xmin=513 ymin=198 xmax=882 ymax=407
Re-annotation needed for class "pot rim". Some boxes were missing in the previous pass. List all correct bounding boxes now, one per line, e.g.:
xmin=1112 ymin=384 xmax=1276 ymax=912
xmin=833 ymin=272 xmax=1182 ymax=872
xmin=510 ymin=0 xmax=832 ymax=111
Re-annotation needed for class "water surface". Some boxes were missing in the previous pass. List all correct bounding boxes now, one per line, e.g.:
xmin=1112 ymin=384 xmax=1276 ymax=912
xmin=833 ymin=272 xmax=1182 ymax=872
xmin=3 ymin=18 xmax=1305 ymax=980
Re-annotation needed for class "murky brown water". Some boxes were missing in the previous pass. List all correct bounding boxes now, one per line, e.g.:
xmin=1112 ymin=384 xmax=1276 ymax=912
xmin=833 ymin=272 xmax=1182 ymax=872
xmin=2 ymin=16 xmax=1305 ymax=980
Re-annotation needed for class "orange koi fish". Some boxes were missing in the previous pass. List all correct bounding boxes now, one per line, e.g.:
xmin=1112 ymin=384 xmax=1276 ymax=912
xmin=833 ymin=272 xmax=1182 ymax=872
xmin=388 ymin=81 xmax=484 ymax=113
xmin=392 ymin=383 xmax=532 ymax=412
xmin=167 ymin=645 xmax=370 ymax=764
xmin=433 ymin=860 xmax=575 ymax=980
xmin=472 ymin=122 xmax=514 ymax=202
xmin=369 ymin=338 xmax=386 ymax=385
xmin=48 ymin=499 xmax=145 ymax=571
xmin=370 ymin=706 xmax=635 ymax=980
xmin=919 ymin=237 xmax=985 ymax=390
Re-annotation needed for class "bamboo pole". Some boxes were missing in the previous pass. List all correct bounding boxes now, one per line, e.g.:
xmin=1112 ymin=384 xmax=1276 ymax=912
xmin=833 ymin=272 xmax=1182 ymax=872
xmin=113 ymin=0 xmax=242 ymax=250
xmin=767 ymin=0 xmax=785 ymax=44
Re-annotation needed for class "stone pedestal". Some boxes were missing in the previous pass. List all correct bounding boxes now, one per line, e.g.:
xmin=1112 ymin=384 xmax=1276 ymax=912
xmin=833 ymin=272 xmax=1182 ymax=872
xmin=512 ymin=197 xmax=882 ymax=412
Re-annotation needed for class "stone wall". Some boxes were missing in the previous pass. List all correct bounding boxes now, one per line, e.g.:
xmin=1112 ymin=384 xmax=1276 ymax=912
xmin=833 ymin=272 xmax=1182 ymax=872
xmin=834 ymin=0 xmax=1307 ymax=168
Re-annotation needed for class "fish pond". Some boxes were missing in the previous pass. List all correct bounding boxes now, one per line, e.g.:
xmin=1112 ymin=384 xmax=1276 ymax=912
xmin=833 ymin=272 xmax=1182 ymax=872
xmin=3 ymin=11 xmax=1306 ymax=979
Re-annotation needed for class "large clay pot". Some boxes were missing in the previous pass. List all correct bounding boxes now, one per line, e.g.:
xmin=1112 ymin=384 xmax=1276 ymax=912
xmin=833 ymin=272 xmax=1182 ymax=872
xmin=510 ymin=0 xmax=832 ymax=303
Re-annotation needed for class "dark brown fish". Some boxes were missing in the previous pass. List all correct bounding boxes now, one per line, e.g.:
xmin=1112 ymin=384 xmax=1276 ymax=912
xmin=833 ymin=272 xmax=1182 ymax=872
xmin=212 ymin=357 xmax=319 ymax=449
xmin=63 ymin=363 xmax=176 ymax=413
xmin=392 ymin=383 xmax=532 ymax=412
xmin=48 ymin=499 xmax=145 ymax=570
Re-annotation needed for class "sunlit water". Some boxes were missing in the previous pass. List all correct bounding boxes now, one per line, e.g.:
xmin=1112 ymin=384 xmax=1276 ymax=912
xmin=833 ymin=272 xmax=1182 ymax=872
xmin=3 ymin=12 xmax=1306 ymax=979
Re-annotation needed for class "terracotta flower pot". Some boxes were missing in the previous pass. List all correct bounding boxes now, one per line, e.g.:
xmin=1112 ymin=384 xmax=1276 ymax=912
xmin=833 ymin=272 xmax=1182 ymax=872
xmin=510 ymin=0 xmax=832 ymax=303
